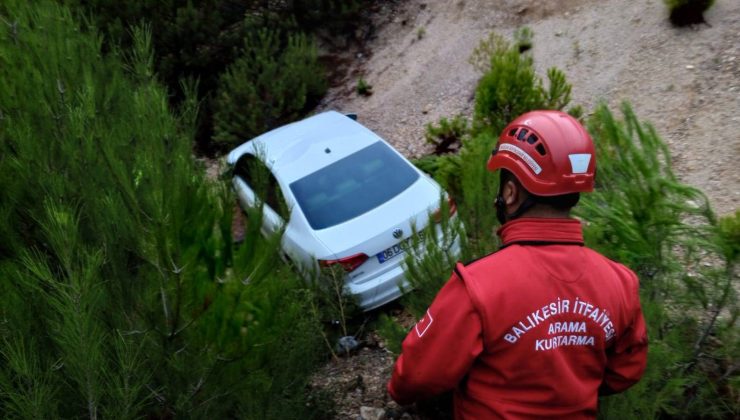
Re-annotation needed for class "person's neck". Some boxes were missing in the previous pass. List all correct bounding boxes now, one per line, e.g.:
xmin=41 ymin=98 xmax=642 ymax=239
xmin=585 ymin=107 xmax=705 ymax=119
xmin=518 ymin=206 xmax=571 ymax=219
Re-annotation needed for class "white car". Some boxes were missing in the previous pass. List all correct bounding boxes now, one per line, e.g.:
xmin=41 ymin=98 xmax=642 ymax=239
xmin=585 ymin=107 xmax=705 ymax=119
xmin=226 ymin=111 xmax=461 ymax=310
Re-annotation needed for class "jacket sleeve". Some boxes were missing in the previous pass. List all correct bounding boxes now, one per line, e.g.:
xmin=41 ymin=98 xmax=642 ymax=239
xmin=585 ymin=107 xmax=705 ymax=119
xmin=387 ymin=270 xmax=483 ymax=405
xmin=600 ymin=270 xmax=649 ymax=395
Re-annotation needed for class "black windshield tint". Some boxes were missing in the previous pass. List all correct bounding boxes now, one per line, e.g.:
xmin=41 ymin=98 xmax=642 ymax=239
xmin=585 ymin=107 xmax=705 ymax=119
xmin=290 ymin=142 xmax=419 ymax=230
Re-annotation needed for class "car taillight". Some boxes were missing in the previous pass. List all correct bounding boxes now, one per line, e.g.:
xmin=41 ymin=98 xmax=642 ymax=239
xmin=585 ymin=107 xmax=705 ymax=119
xmin=319 ymin=253 xmax=369 ymax=272
xmin=432 ymin=196 xmax=457 ymax=223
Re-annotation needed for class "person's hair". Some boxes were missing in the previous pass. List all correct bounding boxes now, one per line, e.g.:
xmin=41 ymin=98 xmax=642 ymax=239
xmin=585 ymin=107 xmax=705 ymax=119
xmin=500 ymin=169 xmax=580 ymax=211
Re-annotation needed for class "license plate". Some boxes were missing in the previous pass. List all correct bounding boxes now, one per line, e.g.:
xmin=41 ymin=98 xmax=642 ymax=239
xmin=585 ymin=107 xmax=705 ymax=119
xmin=377 ymin=243 xmax=405 ymax=263
xmin=376 ymin=231 xmax=426 ymax=263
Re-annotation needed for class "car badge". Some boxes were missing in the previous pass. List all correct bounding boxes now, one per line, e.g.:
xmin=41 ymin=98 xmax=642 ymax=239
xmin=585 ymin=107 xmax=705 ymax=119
xmin=392 ymin=228 xmax=403 ymax=239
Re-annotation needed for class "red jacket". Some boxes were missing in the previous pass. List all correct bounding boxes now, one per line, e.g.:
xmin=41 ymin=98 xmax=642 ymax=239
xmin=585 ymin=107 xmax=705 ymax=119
xmin=388 ymin=218 xmax=648 ymax=419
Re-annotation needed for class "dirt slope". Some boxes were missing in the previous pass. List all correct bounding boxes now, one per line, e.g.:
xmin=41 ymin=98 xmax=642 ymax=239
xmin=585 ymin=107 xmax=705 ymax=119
xmin=318 ymin=0 xmax=740 ymax=216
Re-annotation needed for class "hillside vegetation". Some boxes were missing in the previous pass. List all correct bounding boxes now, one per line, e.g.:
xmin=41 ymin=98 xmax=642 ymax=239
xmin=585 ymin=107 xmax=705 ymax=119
xmin=0 ymin=1 xmax=329 ymax=417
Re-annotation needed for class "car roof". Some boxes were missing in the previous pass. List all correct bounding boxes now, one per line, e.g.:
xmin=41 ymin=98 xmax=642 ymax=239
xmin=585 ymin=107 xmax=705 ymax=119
xmin=227 ymin=111 xmax=385 ymax=183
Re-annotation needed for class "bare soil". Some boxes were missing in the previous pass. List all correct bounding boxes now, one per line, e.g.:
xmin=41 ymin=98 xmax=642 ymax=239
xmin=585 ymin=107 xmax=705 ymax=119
xmin=317 ymin=0 xmax=740 ymax=216
xmin=311 ymin=1 xmax=739 ymax=417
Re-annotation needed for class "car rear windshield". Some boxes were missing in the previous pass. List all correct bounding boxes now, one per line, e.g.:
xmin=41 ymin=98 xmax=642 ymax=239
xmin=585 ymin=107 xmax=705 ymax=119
xmin=289 ymin=142 xmax=420 ymax=230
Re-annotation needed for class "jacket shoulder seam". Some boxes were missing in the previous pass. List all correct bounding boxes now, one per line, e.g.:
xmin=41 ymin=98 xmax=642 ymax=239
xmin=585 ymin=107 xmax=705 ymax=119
xmin=453 ymin=262 xmax=491 ymax=347
xmin=461 ymin=248 xmax=502 ymax=267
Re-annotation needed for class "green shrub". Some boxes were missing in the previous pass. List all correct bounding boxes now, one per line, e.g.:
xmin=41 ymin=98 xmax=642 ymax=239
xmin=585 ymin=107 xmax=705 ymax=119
xmin=375 ymin=314 xmax=407 ymax=355
xmin=61 ymin=0 xmax=371 ymax=153
xmin=0 ymin=2 xmax=329 ymax=417
xmin=664 ymin=0 xmax=715 ymax=25
xmin=212 ymin=29 xmax=326 ymax=151
xmin=580 ymin=104 xmax=737 ymax=418
xmin=413 ymin=154 xmax=462 ymax=195
xmin=400 ymin=199 xmax=470 ymax=317
xmin=470 ymin=31 xmax=573 ymax=135
xmin=416 ymin=31 xmax=575 ymax=256
xmin=356 ymin=77 xmax=373 ymax=96
xmin=424 ymin=115 xmax=470 ymax=155
xmin=416 ymin=26 xmax=426 ymax=40
xmin=473 ymin=56 xmax=572 ymax=134
xmin=717 ymin=210 xmax=740 ymax=263
xmin=414 ymin=132 xmax=503 ymax=260
xmin=456 ymin=132 xmax=503 ymax=255
xmin=579 ymin=104 xmax=716 ymax=290
xmin=60 ymin=0 xmax=251 ymax=153
xmin=259 ymin=0 xmax=370 ymax=40
xmin=514 ymin=26 xmax=533 ymax=53
xmin=307 ymin=265 xmax=363 ymax=359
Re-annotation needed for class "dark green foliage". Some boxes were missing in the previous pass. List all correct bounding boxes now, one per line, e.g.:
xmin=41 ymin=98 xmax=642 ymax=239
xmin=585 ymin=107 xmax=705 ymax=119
xmin=472 ymin=47 xmax=541 ymax=133
xmin=401 ymin=135 xmax=499 ymax=329
xmin=253 ymin=0 xmax=369 ymax=41
xmin=417 ymin=31 xmax=576 ymax=236
xmin=567 ymin=104 xmax=586 ymax=120
xmin=356 ymin=77 xmax=373 ymax=96
xmin=514 ymin=26 xmax=533 ymax=53
xmin=400 ymin=199 xmax=470 ymax=317
xmin=413 ymin=134 xmax=502 ymax=260
xmin=412 ymin=154 xmax=462 ymax=198
xmin=717 ymin=210 xmax=740 ymax=263
xmin=424 ymin=115 xmax=469 ymax=155
xmin=307 ymin=265 xmax=363 ymax=359
xmin=470 ymin=32 xmax=573 ymax=135
xmin=580 ymin=104 xmax=737 ymax=418
xmin=376 ymin=314 xmax=407 ymax=355
xmin=60 ymin=0 xmax=369 ymax=153
xmin=455 ymin=132 xmax=502 ymax=256
xmin=212 ymin=29 xmax=326 ymax=151
xmin=579 ymin=104 xmax=715 ymax=286
xmin=61 ymin=0 xmax=251 ymax=151
xmin=664 ymin=0 xmax=715 ymax=25
xmin=417 ymin=31 xmax=575 ymax=257
xmin=0 ymin=2 xmax=328 ymax=417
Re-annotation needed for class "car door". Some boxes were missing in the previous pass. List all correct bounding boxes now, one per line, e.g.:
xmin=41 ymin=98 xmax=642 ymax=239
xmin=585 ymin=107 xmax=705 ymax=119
xmin=232 ymin=153 xmax=288 ymax=236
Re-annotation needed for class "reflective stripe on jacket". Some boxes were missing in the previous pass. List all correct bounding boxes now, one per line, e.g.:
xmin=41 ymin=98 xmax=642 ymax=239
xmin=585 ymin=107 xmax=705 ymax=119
xmin=388 ymin=218 xmax=648 ymax=419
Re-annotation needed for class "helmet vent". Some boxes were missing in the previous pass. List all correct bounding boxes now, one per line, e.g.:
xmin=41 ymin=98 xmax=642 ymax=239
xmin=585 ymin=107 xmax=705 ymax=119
xmin=526 ymin=134 xmax=538 ymax=144
xmin=509 ymin=128 xmax=518 ymax=137
xmin=535 ymin=143 xmax=547 ymax=156
xmin=517 ymin=129 xmax=529 ymax=141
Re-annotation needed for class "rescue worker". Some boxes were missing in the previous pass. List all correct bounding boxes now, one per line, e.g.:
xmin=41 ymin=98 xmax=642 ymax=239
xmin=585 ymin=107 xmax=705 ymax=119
xmin=387 ymin=110 xmax=648 ymax=418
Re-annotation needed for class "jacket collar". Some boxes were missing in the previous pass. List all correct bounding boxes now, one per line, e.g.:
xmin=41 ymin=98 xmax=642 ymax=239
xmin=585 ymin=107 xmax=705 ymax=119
xmin=496 ymin=217 xmax=584 ymax=247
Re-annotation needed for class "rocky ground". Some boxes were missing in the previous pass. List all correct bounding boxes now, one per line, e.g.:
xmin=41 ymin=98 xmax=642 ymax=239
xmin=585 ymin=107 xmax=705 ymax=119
xmin=308 ymin=308 xmax=436 ymax=420
xmin=310 ymin=1 xmax=739 ymax=418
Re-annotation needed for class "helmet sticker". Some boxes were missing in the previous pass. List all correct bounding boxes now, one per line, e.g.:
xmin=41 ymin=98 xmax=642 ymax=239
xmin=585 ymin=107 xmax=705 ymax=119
xmin=568 ymin=154 xmax=592 ymax=174
xmin=498 ymin=143 xmax=542 ymax=175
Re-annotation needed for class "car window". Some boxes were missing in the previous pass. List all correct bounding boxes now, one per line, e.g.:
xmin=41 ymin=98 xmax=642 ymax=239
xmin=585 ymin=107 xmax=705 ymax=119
xmin=233 ymin=154 xmax=289 ymax=220
xmin=289 ymin=142 xmax=419 ymax=230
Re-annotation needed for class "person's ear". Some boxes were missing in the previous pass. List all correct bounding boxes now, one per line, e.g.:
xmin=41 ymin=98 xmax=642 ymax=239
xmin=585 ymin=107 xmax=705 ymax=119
xmin=502 ymin=180 xmax=518 ymax=206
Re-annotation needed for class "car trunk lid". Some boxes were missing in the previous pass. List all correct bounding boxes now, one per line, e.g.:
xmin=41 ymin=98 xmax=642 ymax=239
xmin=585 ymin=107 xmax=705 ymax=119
xmin=312 ymin=177 xmax=443 ymax=270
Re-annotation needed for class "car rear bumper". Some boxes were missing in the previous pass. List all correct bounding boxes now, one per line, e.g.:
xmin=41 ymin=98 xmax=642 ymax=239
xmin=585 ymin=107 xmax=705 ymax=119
xmin=349 ymin=234 xmax=462 ymax=311
xmin=347 ymin=263 xmax=409 ymax=311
